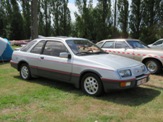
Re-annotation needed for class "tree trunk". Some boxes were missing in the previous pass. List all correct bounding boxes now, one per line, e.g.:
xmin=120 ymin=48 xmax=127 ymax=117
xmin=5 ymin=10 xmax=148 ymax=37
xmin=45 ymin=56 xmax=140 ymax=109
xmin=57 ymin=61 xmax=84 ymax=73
xmin=114 ymin=0 xmax=117 ymax=28
xmin=31 ymin=0 xmax=38 ymax=39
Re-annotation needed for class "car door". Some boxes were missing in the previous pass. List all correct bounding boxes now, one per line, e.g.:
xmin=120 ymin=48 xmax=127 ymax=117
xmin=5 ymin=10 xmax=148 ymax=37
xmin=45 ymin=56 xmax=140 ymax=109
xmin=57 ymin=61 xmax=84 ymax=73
xmin=114 ymin=41 xmax=134 ymax=59
xmin=102 ymin=41 xmax=134 ymax=59
xmin=29 ymin=40 xmax=46 ymax=76
xmin=37 ymin=40 xmax=72 ymax=82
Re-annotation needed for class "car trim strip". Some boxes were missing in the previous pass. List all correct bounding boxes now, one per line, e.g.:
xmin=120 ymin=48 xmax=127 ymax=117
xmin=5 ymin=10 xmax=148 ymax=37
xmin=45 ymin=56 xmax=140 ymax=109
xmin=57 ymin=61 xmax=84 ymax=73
xmin=104 ymin=50 xmax=163 ymax=58
xmin=102 ymin=78 xmax=136 ymax=82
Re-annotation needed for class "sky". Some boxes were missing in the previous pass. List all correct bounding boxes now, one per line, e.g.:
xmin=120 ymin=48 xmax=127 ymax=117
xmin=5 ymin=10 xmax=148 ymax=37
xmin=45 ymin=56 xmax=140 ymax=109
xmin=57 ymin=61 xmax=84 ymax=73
xmin=68 ymin=0 xmax=131 ymax=21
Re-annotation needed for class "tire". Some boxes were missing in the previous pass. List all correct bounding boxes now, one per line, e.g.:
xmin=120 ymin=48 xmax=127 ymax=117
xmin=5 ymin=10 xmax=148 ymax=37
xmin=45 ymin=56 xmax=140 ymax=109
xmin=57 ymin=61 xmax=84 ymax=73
xmin=81 ymin=73 xmax=103 ymax=96
xmin=145 ymin=59 xmax=162 ymax=74
xmin=20 ymin=63 xmax=31 ymax=80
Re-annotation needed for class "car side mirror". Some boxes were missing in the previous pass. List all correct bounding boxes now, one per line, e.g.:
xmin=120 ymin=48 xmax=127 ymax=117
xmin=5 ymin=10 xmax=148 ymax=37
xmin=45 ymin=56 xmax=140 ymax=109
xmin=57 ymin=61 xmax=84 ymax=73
xmin=59 ymin=52 xmax=71 ymax=59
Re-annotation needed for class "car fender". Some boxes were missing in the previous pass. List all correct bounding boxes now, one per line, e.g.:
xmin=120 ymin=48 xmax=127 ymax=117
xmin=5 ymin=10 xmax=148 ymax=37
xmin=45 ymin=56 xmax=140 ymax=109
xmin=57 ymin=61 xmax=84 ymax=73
xmin=80 ymin=69 xmax=102 ymax=78
xmin=141 ymin=55 xmax=163 ymax=65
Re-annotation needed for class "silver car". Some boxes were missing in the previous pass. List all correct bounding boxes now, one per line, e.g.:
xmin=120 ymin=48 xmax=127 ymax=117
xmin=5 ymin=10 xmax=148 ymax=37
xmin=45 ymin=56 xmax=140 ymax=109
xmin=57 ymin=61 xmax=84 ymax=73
xmin=148 ymin=39 xmax=163 ymax=49
xmin=10 ymin=37 xmax=150 ymax=96
xmin=96 ymin=39 xmax=163 ymax=74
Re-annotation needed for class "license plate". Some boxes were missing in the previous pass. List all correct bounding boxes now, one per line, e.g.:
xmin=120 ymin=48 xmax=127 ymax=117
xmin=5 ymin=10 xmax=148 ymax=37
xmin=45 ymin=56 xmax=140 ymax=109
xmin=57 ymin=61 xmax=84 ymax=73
xmin=137 ymin=78 xmax=147 ymax=85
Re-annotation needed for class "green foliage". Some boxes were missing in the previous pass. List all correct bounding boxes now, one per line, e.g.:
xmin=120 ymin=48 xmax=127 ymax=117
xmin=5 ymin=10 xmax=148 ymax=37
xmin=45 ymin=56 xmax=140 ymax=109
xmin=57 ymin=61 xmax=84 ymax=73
xmin=22 ymin=0 xmax=31 ymax=39
xmin=129 ymin=0 xmax=163 ymax=44
xmin=129 ymin=0 xmax=142 ymax=39
xmin=0 ymin=3 xmax=5 ymax=37
xmin=75 ymin=0 xmax=112 ymax=41
xmin=10 ymin=0 xmax=25 ymax=40
xmin=140 ymin=0 xmax=162 ymax=43
xmin=118 ymin=0 xmax=129 ymax=38
xmin=50 ymin=0 xmax=71 ymax=36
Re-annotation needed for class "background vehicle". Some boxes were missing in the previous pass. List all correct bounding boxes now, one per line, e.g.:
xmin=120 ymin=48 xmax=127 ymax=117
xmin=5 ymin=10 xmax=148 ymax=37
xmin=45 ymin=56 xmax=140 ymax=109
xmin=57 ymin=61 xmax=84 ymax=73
xmin=10 ymin=37 xmax=149 ymax=96
xmin=148 ymin=39 xmax=163 ymax=49
xmin=96 ymin=39 xmax=163 ymax=74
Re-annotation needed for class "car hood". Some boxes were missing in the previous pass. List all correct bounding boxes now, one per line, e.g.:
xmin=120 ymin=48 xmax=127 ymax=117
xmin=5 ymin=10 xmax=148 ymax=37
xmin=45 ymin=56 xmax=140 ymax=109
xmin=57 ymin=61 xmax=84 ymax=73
xmin=81 ymin=54 xmax=142 ymax=70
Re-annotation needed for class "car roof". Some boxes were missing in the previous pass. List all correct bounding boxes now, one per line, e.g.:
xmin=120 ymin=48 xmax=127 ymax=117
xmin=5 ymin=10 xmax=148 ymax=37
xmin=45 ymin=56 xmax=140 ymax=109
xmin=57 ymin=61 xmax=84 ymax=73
xmin=101 ymin=38 xmax=140 ymax=42
xmin=36 ymin=36 xmax=87 ymax=42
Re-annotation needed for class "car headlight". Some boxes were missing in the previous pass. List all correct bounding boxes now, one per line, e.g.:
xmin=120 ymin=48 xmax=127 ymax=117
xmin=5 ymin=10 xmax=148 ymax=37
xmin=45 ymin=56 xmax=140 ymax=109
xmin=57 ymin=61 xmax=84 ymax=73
xmin=118 ymin=69 xmax=132 ymax=78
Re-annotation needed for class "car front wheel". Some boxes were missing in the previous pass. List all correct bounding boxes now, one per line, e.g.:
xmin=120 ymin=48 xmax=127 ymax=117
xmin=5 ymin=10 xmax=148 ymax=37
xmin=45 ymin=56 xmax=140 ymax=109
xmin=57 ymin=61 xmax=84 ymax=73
xmin=81 ymin=73 xmax=103 ymax=96
xmin=20 ymin=63 xmax=31 ymax=80
xmin=145 ymin=59 xmax=162 ymax=74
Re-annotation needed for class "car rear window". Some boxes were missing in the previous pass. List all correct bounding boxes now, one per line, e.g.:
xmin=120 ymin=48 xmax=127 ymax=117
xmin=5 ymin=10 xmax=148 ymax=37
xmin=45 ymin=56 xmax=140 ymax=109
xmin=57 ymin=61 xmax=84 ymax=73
xmin=21 ymin=40 xmax=37 ymax=52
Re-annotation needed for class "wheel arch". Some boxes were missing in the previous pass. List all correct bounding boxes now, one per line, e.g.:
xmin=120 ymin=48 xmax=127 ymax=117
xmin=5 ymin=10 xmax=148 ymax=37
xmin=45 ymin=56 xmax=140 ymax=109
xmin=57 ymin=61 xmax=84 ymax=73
xmin=142 ymin=57 xmax=162 ymax=74
xmin=142 ymin=57 xmax=162 ymax=67
xmin=79 ymin=70 xmax=102 ymax=88
xmin=18 ymin=60 xmax=29 ymax=71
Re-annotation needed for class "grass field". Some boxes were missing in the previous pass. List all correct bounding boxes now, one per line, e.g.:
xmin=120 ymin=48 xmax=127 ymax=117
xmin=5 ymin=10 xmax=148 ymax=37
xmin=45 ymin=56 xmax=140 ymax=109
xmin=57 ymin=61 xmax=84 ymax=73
xmin=0 ymin=63 xmax=163 ymax=122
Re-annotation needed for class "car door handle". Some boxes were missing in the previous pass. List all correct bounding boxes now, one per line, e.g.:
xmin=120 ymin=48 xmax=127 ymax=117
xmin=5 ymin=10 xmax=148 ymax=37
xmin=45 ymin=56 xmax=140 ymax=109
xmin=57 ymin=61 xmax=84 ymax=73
xmin=40 ymin=57 xmax=44 ymax=59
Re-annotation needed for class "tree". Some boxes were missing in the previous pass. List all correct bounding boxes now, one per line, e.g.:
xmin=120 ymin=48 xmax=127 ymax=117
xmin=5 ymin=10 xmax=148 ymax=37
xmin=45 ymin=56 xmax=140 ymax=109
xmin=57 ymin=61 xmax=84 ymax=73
xmin=0 ymin=0 xmax=6 ymax=37
xmin=75 ymin=0 xmax=112 ymax=41
xmin=49 ymin=0 xmax=71 ymax=36
xmin=31 ymin=0 xmax=38 ymax=39
xmin=38 ymin=0 xmax=52 ymax=36
xmin=130 ymin=0 xmax=142 ymax=39
xmin=140 ymin=0 xmax=162 ymax=43
xmin=60 ymin=0 xmax=71 ymax=36
xmin=10 ymin=0 xmax=25 ymax=40
xmin=22 ymin=0 xmax=31 ymax=39
xmin=75 ymin=0 xmax=93 ymax=39
xmin=113 ymin=0 xmax=117 ymax=28
xmin=117 ymin=0 xmax=129 ymax=38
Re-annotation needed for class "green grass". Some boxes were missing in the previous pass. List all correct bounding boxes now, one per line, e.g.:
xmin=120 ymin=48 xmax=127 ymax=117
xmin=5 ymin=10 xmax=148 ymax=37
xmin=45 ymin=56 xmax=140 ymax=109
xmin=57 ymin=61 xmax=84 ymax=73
xmin=0 ymin=63 xmax=163 ymax=122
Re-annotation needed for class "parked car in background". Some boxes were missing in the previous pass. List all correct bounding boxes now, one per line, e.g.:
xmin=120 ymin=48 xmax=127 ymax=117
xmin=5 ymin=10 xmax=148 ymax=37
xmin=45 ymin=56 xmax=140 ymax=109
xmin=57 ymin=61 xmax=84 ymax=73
xmin=10 ymin=37 xmax=150 ymax=96
xmin=148 ymin=39 xmax=163 ymax=49
xmin=96 ymin=39 xmax=163 ymax=74
xmin=10 ymin=40 xmax=29 ymax=46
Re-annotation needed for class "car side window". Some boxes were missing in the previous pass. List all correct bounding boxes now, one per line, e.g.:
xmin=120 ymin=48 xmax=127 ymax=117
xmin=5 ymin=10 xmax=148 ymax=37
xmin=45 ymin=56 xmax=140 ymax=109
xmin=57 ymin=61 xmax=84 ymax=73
xmin=102 ymin=41 xmax=114 ymax=48
xmin=30 ymin=41 xmax=45 ymax=54
xmin=115 ymin=41 xmax=129 ymax=48
xmin=43 ymin=41 xmax=68 ymax=57
xmin=21 ymin=40 xmax=37 ymax=52
xmin=154 ymin=40 xmax=163 ymax=45
xmin=96 ymin=42 xmax=104 ymax=47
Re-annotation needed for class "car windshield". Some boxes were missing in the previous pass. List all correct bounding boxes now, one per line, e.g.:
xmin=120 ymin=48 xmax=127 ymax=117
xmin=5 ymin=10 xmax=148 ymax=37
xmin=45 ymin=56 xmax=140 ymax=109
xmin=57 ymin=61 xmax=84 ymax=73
xmin=66 ymin=39 xmax=106 ymax=55
xmin=127 ymin=40 xmax=149 ymax=48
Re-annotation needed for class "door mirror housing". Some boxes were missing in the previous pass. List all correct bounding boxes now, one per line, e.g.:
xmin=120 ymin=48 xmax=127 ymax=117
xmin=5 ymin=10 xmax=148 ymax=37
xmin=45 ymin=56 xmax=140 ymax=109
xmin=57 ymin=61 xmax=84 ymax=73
xmin=59 ymin=52 xmax=71 ymax=59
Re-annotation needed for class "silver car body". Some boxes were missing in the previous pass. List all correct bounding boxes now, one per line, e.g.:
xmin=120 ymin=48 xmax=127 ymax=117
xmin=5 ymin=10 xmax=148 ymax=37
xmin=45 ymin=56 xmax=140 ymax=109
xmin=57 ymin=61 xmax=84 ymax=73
xmin=10 ymin=37 xmax=150 ymax=95
xmin=96 ymin=39 xmax=163 ymax=73
xmin=148 ymin=39 xmax=163 ymax=49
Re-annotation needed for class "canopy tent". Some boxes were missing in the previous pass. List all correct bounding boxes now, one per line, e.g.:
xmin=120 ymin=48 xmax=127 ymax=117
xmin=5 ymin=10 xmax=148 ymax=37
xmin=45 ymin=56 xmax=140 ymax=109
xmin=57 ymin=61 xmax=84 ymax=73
xmin=0 ymin=37 xmax=13 ymax=61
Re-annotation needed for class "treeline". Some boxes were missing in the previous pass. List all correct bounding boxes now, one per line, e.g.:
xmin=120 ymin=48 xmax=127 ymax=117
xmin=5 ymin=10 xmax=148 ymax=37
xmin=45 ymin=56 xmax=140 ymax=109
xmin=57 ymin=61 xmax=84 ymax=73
xmin=0 ymin=0 xmax=163 ymax=44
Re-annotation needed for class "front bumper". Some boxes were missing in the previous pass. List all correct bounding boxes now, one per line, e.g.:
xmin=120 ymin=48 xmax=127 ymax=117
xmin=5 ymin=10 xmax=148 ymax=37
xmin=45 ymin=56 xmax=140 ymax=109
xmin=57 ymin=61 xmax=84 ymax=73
xmin=102 ymin=74 xmax=150 ymax=92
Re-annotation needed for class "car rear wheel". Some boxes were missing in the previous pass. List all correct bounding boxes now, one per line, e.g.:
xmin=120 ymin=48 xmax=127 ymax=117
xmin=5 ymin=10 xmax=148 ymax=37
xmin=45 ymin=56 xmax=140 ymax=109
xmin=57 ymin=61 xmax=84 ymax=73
xmin=20 ymin=63 xmax=31 ymax=80
xmin=145 ymin=59 xmax=162 ymax=74
xmin=81 ymin=73 xmax=103 ymax=96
